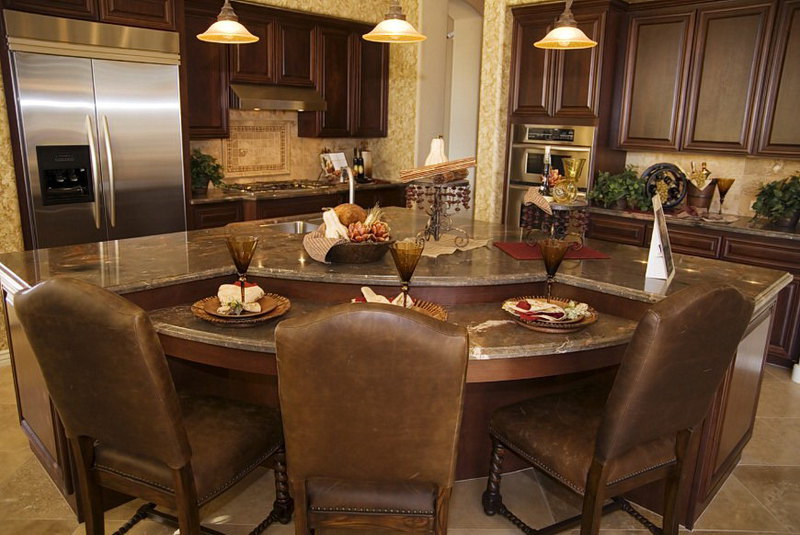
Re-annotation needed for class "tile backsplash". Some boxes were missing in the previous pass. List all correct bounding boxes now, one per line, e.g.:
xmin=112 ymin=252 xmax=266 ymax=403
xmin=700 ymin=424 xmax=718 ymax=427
xmin=625 ymin=152 xmax=798 ymax=217
xmin=191 ymin=110 xmax=380 ymax=186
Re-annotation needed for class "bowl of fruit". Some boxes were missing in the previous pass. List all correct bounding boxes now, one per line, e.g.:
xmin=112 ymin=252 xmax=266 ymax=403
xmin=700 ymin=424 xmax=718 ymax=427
xmin=323 ymin=203 xmax=394 ymax=264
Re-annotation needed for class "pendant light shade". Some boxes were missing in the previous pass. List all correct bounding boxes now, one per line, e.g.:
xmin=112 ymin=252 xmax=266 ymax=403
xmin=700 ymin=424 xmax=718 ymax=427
xmin=197 ymin=0 xmax=259 ymax=44
xmin=363 ymin=0 xmax=426 ymax=43
xmin=534 ymin=0 xmax=597 ymax=50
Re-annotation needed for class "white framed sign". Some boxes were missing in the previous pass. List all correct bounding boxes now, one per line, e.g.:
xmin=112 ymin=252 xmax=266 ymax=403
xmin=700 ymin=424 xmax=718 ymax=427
xmin=645 ymin=195 xmax=675 ymax=283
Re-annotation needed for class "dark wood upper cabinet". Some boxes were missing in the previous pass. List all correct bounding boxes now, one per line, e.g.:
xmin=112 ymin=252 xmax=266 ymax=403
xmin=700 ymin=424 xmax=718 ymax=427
xmin=510 ymin=9 xmax=556 ymax=116
xmin=551 ymin=12 xmax=603 ymax=117
xmin=4 ymin=0 xmax=98 ymax=20
xmin=617 ymin=9 xmax=695 ymax=150
xmin=275 ymin=17 xmax=316 ymax=87
xmin=755 ymin=0 xmax=800 ymax=157
xmin=98 ymin=0 xmax=175 ymax=30
xmin=353 ymin=38 xmax=389 ymax=138
xmin=682 ymin=1 xmax=773 ymax=153
xmin=185 ymin=5 xmax=229 ymax=138
xmin=229 ymin=6 xmax=275 ymax=84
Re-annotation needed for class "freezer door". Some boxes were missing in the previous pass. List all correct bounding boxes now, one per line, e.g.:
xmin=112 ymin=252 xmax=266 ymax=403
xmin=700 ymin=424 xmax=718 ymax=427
xmin=92 ymin=60 xmax=186 ymax=240
xmin=12 ymin=52 xmax=108 ymax=248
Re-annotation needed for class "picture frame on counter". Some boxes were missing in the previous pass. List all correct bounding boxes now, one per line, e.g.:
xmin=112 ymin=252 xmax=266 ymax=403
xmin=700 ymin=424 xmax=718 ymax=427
xmin=646 ymin=195 xmax=675 ymax=284
xmin=320 ymin=152 xmax=350 ymax=182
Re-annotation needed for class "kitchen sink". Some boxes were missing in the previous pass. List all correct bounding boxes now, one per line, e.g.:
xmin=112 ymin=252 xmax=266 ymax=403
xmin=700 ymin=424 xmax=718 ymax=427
xmin=260 ymin=220 xmax=321 ymax=234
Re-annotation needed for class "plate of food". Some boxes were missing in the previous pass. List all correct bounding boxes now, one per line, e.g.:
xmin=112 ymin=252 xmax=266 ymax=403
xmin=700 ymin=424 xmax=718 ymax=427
xmin=501 ymin=296 xmax=597 ymax=333
xmin=191 ymin=282 xmax=291 ymax=327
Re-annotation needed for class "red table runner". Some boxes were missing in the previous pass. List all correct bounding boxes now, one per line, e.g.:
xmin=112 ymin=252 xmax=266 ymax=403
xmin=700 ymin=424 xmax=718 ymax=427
xmin=494 ymin=241 xmax=610 ymax=261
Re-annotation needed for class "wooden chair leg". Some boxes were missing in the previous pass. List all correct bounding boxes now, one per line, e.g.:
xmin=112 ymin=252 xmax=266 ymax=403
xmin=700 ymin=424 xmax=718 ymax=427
xmin=434 ymin=487 xmax=452 ymax=535
xmin=662 ymin=430 xmax=691 ymax=535
xmin=580 ymin=459 xmax=607 ymax=535
xmin=173 ymin=464 xmax=201 ymax=535
xmin=290 ymin=480 xmax=311 ymax=535
xmin=70 ymin=437 xmax=105 ymax=535
xmin=272 ymin=448 xmax=294 ymax=524
xmin=482 ymin=437 xmax=506 ymax=516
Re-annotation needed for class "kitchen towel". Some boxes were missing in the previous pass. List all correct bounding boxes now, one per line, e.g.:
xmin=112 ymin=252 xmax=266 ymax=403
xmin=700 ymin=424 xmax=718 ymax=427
xmin=494 ymin=241 xmax=610 ymax=261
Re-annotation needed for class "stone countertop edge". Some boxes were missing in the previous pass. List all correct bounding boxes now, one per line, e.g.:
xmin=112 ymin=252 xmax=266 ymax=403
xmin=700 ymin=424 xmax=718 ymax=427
xmin=190 ymin=180 xmax=406 ymax=205
xmin=589 ymin=206 xmax=800 ymax=242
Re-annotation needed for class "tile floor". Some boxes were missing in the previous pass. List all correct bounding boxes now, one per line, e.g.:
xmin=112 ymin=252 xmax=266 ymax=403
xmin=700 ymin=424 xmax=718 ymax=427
xmin=0 ymin=363 xmax=797 ymax=535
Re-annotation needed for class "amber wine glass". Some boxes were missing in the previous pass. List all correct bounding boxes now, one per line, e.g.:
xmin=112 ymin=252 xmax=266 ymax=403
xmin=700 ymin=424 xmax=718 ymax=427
xmin=226 ymin=235 xmax=259 ymax=302
xmin=716 ymin=178 xmax=735 ymax=215
xmin=539 ymin=238 xmax=569 ymax=302
xmin=390 ymin=240 xmax=424 ymax=308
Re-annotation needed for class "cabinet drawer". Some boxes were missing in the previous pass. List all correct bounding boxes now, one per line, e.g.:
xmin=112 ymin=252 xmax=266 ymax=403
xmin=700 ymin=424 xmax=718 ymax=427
xmin=257 ymin=194 xmax=340 ymax=219
xmin=721 ymin=236 xmax=800 ymax=273
xmin=647 ymin=225 xmax=721 ymax=258
xmin=587 ymin=216 xmax=648 ymax=246
xmin=192 ymin=203 xmax=244 ymax=229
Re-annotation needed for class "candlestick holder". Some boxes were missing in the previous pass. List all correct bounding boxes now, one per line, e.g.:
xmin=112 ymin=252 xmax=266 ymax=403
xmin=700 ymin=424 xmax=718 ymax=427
xmin=406 ymin=178 xmax=471 ymax=246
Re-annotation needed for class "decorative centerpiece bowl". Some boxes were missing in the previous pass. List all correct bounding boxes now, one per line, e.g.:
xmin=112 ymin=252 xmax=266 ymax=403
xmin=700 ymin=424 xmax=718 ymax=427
xmin=327 ymin=239 xmax=396 ymax=264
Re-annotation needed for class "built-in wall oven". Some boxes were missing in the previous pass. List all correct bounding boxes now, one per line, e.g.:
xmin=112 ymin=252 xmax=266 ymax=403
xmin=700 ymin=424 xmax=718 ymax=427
xmin=505 ymin=124 xmax=595 ymax=228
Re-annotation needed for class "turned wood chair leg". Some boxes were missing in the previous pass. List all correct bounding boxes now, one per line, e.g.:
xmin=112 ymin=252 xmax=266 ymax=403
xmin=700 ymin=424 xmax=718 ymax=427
xmin=662 ymin=430 xmax=691 ymax=535
xmin=434 ymin=487 xmax=452 ymax=535
xmin=272 ymin=448 xmax=294 ymax=524
xmin=580 ymin=459 xmax=607 ymax=535
xmin=173 ymin=464 xmax=201 ymax=535
xmin=482 ymin=437 xmax=506 ymax=516
xmin=71 ymin=437 xmax=105 ymax=535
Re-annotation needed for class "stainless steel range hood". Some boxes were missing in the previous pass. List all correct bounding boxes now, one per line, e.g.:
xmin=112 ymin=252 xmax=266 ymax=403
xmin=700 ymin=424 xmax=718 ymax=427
xmin=230 ymin=83 xmax=327 ymax=112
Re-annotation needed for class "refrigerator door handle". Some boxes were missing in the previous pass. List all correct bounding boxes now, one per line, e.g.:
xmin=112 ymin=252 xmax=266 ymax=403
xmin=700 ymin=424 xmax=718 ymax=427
xmin=101 ymin=115 xmax=116 ymax=227
xmin=85 ymin=115 xmax=101 ymax=229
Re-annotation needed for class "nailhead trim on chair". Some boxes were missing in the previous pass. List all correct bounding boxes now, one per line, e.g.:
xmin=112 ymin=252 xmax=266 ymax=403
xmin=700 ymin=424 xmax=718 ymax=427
xmin=310 ymin=506 xmax=435 ymax=515
xmin=94 ymin=464 xmax=174 ymax=493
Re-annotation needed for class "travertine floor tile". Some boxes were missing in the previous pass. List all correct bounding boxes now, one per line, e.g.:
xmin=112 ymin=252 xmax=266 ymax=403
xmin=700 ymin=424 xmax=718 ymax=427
xmin=0 ymin=457 xmax=74 ymax=521
xmin=757 ymin=369 xmax=800 ymax=418
xmin=0 ymin=518 xmax=76 ymax=535
xmin=734 ymin=465 xmax=800 ymax=533
xmin=0 ymin=404 xmax=30 ymax=453
xmin=0 ymin=365 xmax=17 ymax=404
xmin=693 ymin=474 xmax=787 ymax=532
xmin=741 ymin=418 xmax=800 ymax=466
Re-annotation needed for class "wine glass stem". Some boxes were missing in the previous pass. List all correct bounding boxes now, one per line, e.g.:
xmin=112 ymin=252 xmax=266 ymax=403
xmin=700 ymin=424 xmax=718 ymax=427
xmin=239 ymin=273 xmax=246 ymax=302
xmin=546 ymin=276 xmax=553 ymax=303
xmin=401 ymin=282 xmax=409 ymax=307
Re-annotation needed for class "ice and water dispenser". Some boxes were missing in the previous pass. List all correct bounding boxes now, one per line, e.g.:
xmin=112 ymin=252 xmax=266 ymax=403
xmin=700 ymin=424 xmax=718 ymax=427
xmin=36 ymin=145 xmax=93 ymax=205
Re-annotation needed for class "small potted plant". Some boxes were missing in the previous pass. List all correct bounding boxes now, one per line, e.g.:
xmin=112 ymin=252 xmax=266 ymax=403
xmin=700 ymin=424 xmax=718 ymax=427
xmin=588 ymin=170 xmax=629 ymax=210
xmin=190 ymin=149 xmax=224 ymax=195
xmin=751 ymin=173 xmax=800 ymax=228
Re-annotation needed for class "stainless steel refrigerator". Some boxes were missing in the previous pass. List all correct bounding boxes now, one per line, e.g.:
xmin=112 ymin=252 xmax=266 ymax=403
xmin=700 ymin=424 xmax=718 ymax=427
xmin=6 ymin=10 xmax=186 ymax=249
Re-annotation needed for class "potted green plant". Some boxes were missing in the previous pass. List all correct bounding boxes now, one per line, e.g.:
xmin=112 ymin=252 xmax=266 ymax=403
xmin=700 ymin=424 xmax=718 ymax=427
xmin=751 ymin=173 xmax=800 ymax=228
xmin=190 ymin=149 xmax=224 ymax=195
xmin=588 ymin=166 xmax=649 ymax=211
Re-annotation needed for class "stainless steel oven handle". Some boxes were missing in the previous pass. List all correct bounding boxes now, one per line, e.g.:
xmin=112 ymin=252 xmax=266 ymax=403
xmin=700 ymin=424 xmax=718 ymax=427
xmin=102 ymin=115 xmax=116 ymax=227
xmin=85 ymin=115 xmax=101 ymax=229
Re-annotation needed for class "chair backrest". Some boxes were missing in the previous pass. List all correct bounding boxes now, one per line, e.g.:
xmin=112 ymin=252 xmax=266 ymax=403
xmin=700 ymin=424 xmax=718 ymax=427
xmin=14 ymin=277 xmax=191 ymax=469
xmin=275 ymin=303 xmax=469 ymax=489
xmin=595 ymin=284 xmax=753 ymax=461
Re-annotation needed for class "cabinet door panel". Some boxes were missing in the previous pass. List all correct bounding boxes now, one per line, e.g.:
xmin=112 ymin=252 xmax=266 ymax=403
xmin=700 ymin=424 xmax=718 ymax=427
xmin=299 ymin=27 xmax=352 ymax=137
xmin=587 ymin=215 xmax=647 ymax=246
xmin=353 ymin=38 xmax=388 ymax=138
xmin=683 ymin=3 xmax=772 ymax=153
xmin=275 ymin=18 xmax=316 ymax=87
xmin=4 ymin=0 xmax=97 ymax=20
xmin=192 ymin=202 xmax=243 ymax=229
xmin=551 ymin=13 xmax=603 ymax=118
xmin=768 ymin=279 xmax=800 ymax=365
xmin=185 ymin=8 xmax=229 ymax=138
xmin=99 ymin=0 xmax=175 ymax=30
xmin=230 ymin=14 xmax=274 ymax=84
xmin=510 ymin=12 xmax=556 ymax=116
xmin=618 ymin=11 xmax=694 ymax=150
xmin=756 ymin=0 xmax=800 ymax=157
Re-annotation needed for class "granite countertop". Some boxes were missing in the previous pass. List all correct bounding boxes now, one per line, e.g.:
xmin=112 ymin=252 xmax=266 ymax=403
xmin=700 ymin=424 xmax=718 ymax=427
xmin=0 ymin=208 xmax=791 ymax=318
xmin=190 ymin=180 xmax=406 ymax=205
xmin=589 ymin=206 xmax=800 ymax=242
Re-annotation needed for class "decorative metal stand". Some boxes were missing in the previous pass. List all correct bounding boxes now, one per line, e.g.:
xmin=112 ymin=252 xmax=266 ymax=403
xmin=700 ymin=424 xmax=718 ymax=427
xmin=406 ymin=178 xmax=471 ymax=246
xmin=521 ymin=199 xmax=590 ymax=246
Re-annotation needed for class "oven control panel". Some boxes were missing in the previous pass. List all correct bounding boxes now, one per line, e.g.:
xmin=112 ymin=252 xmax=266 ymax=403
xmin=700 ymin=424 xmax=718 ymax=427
xmin=526 ymin=127 xmax=575 ymax=142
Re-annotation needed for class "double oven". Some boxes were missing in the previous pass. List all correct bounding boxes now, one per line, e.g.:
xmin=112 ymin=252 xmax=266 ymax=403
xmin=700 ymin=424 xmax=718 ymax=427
xmin=505 ymin=124 xmax=595 ymax=228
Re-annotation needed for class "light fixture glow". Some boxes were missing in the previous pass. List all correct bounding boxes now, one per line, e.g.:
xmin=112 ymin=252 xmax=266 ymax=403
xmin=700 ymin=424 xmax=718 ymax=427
xmin=534 ymin=0 xmax=597 ymax=50
xmin=197 ymin=0 xmax=259 ymax=44
xmin=363 ymin=0 xmax=426 ymax=43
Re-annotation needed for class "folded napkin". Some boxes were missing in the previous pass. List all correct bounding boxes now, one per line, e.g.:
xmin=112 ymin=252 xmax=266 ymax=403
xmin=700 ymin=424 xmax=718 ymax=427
xmin=353 ymin=287 xmax=415 ymax=308
xmin=303 ymin=225 xmax=348 ymax=263
xmin=217 ymin=282 xmax=265 ymax=314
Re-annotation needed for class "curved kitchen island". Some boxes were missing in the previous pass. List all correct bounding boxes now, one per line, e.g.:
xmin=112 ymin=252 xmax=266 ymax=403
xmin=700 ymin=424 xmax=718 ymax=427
xmin=0 ymin=208 xmax=791 ymax=528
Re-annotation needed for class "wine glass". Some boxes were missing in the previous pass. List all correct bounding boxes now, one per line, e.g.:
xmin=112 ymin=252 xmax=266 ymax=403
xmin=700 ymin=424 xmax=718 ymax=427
xmin=539 ymin=238 xmax=569 ymax=302
xmin=716 ymin=178 xmax=735 ymax=215
xmin=389 ymin=240 xmax=424 ymax=308
xmin=226 ymin=235 xmax=259 ymax=303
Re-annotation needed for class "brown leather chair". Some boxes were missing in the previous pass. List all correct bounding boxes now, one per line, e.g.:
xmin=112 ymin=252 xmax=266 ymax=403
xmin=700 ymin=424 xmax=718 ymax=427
xmin=14 ymin=277 xmax=293 ymax=535
xmin=275 ymin=303 xmax=469 ymax=534
xmin=482 ymin=284 xmax=754 ymax=535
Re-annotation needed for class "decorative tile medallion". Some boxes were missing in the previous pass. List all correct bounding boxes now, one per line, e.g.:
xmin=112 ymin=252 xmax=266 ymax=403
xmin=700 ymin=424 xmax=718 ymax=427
xmin=223 ymin=123 xmax=291 ymax=178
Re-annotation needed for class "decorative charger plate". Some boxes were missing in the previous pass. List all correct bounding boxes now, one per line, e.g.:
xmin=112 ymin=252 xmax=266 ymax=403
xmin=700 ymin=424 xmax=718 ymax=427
xmin=502 ymin=296 xmax=597 ymax=334
xmin=191 ymin=293 xmax=291 ymax=328
xmin=203 ymin=295 xmax=280 ymax=318
xmin=352 ymin=298 xmax=448 ymax=322
xmin=642 ymin=163 xmax=688 ymax=208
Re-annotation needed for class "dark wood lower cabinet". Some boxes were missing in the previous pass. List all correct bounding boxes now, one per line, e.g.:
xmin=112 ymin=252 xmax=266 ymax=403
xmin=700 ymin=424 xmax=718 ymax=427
xmin=588 ymin=211 xmax=800 ymax=367
xmin=191 ymin=201 xmax=243 ymax=229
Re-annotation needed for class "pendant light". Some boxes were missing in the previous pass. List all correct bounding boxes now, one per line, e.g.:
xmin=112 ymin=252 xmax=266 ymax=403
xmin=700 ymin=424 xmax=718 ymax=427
xmin=363 ymin=0 xmax=426 ymax=43
xmin=534 ymin=0 xmax=597 ymax=50
xmin=197 ymin=0 xmax=259 ymax=44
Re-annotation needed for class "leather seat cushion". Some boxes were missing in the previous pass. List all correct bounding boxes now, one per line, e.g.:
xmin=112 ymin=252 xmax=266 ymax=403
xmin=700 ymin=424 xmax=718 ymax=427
xmin=307 ymin=477 xmax=437 ymax=516
xmin=94 ymin=394 xmax=282 ymax=504
xmin=490 ymin=381 xmax=676 ymax=494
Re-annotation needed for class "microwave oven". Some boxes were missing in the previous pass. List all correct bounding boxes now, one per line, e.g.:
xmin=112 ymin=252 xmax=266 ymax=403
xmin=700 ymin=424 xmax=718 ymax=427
xmin=507 ymin=124 xmax=595 ymax=189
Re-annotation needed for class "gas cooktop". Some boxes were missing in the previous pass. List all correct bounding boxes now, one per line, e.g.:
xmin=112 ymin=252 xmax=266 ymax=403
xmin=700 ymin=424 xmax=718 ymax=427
xmin=222 ymin=181 xmax=335 ymax=193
